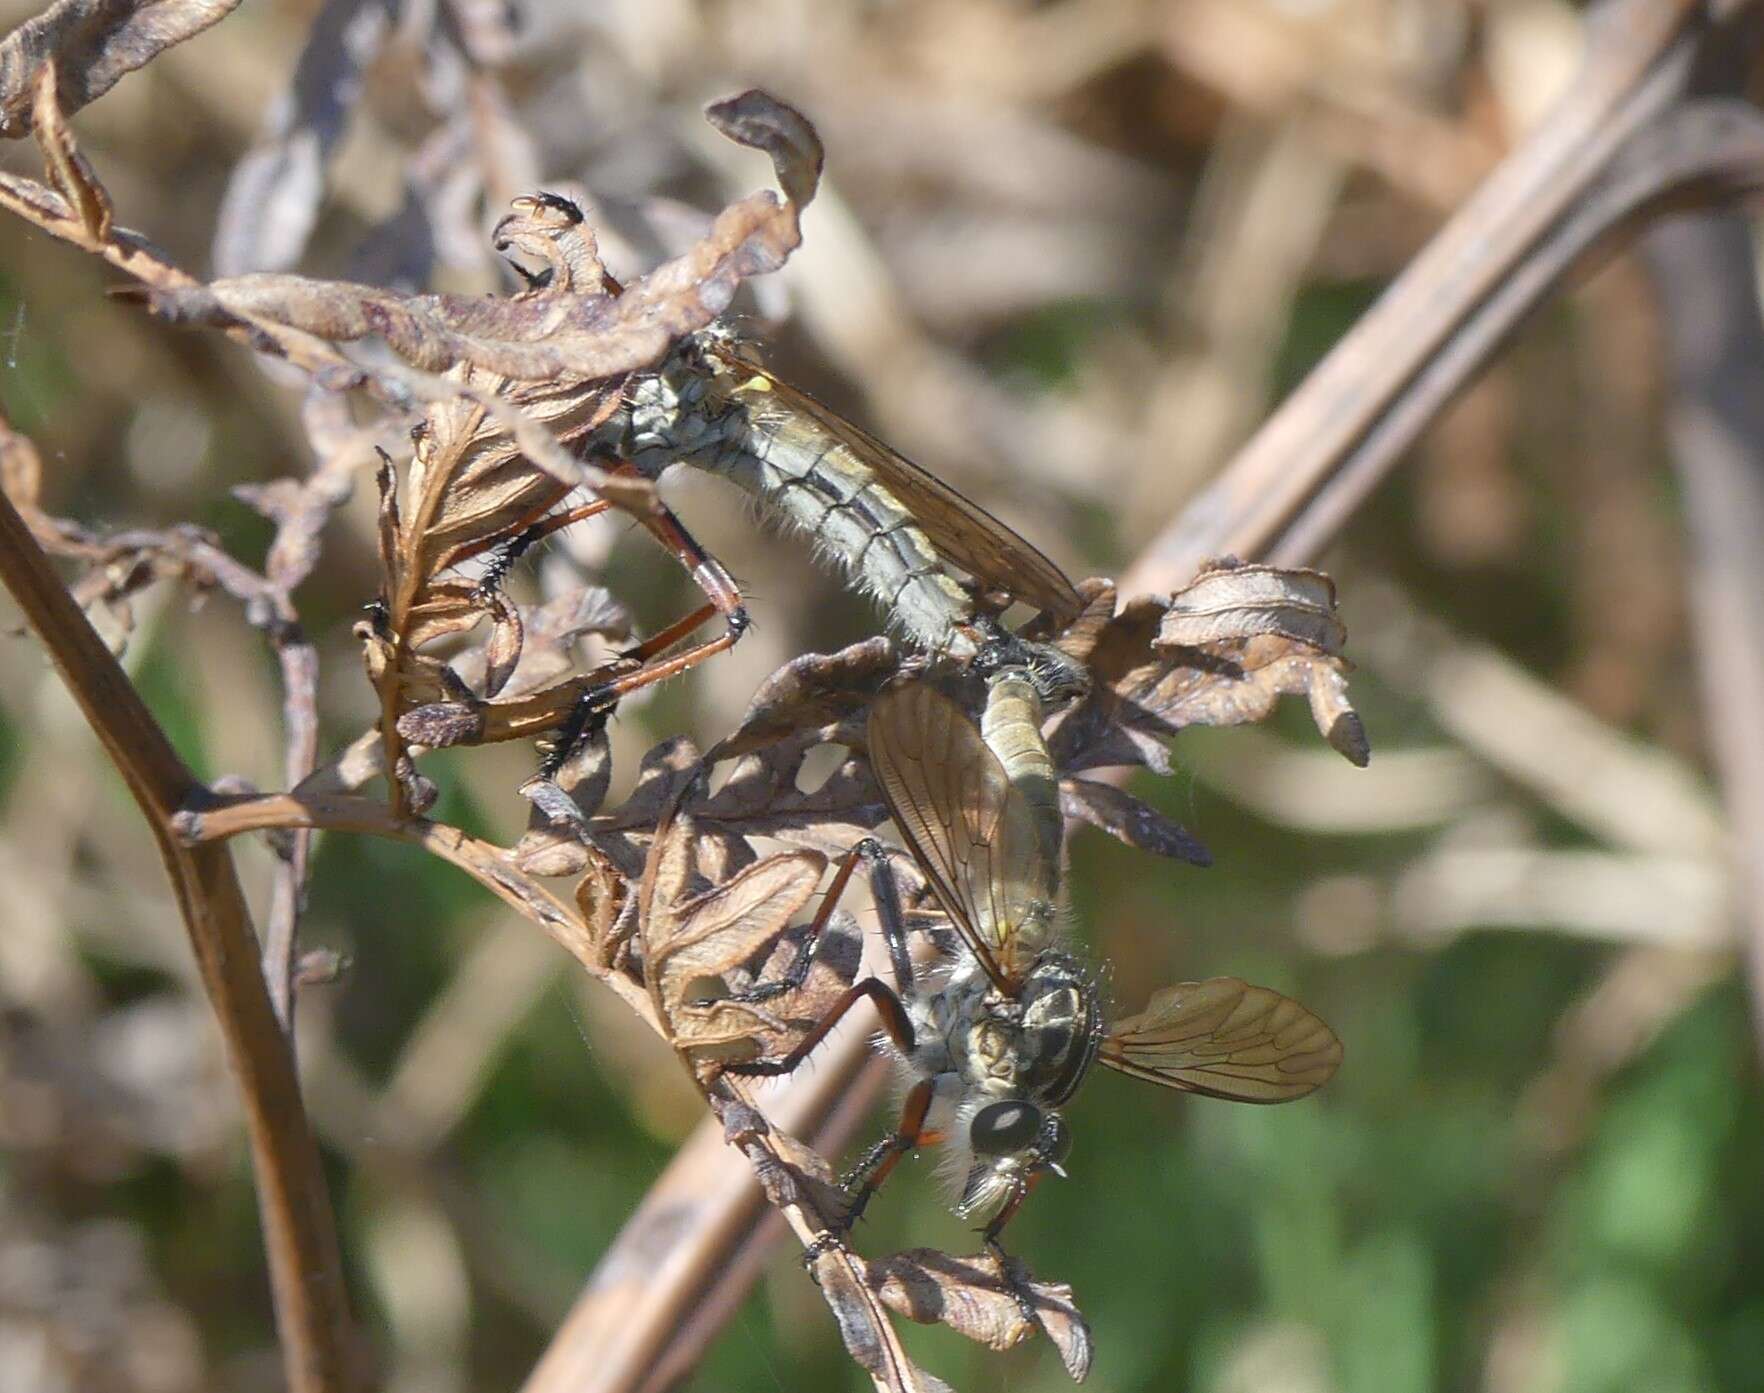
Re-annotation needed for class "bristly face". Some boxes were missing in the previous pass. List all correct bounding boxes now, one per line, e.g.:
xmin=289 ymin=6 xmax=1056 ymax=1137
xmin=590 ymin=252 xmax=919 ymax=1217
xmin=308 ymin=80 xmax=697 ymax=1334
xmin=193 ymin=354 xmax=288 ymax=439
xmin=921 ymin=951 xmax=1102 ymax=1218
xmin=949 ymin=1096 xmax=1075 ymax=1219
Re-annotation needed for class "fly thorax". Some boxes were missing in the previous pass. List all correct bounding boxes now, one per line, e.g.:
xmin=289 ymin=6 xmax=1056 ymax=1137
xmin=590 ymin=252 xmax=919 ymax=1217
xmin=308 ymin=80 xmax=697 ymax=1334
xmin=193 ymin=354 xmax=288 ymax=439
xmin=963 ymin=1016 xmax=1025 ymax=1091
xmin=1015 ymin=954 xmax=1102 ymax=1106
xmin=908 ymin=970 xmax=986 ymax=1079
xmin=620 ymin=340 xmax=740 ymax=466
xmin=943 ymin=981 xmax=1035 ymax=1092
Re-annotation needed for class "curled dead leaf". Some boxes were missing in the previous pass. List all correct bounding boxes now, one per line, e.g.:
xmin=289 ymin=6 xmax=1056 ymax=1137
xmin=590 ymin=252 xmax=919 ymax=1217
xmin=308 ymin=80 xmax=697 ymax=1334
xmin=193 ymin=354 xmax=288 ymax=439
xmin=1156 ymin=559 xmax=1346 ymax=653
xmin=1060 ymin=778 xmax=1211 ymax=866
xmin=708 ymin=637 xmax=898 ymax=760
xmin=860 ymin=1248 xmax=1093 ymax=1381
xmin=30 ymin=62 xmax=108 ymax=241
xmin=1049 ymin=565 xmax=1369 ymax=776
xmin=0 ymin=0 xmax=242 ymax=138
xmin=637 ymin=797 xmax=829 ymax=1065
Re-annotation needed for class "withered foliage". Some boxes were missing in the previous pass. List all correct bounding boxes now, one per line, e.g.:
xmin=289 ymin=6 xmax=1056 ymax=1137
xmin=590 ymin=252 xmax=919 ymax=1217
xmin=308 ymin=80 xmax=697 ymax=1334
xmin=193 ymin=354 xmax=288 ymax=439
xmin=0 ymin=43 xmax=1367 ymax=1393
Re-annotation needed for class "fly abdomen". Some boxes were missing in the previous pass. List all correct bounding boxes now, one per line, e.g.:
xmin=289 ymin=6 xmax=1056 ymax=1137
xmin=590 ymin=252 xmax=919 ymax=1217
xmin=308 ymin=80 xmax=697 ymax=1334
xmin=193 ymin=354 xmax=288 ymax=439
xmin=981 ymin=671 xmax=1063 ymax=880
xmin=684 ymin=386 xmax=978 ymax=657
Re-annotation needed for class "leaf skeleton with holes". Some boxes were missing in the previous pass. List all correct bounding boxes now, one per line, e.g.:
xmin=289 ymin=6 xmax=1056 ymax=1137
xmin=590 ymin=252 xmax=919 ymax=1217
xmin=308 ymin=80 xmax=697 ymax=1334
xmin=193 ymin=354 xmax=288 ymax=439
xmin=726 ymin=667 xmax=1343 ymax=1255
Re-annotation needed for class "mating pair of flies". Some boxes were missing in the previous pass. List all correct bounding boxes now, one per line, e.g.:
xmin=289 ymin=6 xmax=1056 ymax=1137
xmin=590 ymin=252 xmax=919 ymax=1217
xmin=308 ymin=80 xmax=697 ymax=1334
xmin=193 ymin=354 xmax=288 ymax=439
xmin=475 ymin=292 xmax=1343 ymax=1248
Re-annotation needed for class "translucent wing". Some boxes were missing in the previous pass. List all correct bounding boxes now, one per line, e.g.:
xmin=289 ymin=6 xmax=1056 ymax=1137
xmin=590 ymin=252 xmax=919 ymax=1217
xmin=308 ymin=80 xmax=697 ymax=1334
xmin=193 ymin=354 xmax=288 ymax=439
xmin=1099 ymin=977 xmax=1341 ymax=1102
xmin=710 ymin=346 xmax=1084 ymax=625
xmin=867 ymin=683 xmax=1050 ymax=988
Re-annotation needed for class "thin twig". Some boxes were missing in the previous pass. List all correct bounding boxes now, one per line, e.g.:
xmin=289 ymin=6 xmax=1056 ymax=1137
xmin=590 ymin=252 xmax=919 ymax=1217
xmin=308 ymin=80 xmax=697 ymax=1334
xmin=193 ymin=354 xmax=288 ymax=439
xmin=0 ymin=477 xmax=356 ymax=1391
xmin=175 ymin=791 xmax=662 ymax=1031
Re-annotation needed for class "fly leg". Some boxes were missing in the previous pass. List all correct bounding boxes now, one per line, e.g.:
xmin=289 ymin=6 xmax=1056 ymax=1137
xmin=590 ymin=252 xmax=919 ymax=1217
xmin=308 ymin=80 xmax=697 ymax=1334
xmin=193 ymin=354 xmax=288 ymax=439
xmin=538 ymin=463 xmax=748 ymax=775
xmin=720 ymin=976 xmax=915 ymax=1080
xmin=723 ymin=839 xmax=895 ymax=1006
xmin=722 ymin=839 xmax=927 ymax=1256
xmin=980 ymin=1179 xmax=1046 ymax=1329
xmin=836 ymin=1076 xmax=936 ymax=1229
xmin=454 ymin=498 xmax=617 ymax=604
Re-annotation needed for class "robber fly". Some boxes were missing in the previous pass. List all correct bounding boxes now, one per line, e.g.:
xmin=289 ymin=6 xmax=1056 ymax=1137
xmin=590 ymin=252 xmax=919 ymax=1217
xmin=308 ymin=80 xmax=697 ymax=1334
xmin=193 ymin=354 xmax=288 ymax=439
xmin=421 ymin=316 xmax=1089 ymax=769
xmin=603 ymin=330 xmax=1085 ymax=664
xmin=728 ymin=671 xmax=1342 ymax=1249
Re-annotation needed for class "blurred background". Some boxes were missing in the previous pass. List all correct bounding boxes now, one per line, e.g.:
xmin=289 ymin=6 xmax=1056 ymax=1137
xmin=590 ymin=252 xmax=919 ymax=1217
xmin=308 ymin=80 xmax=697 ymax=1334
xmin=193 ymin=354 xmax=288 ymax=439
xmin=1 ymin=0 xmax=1761 ymax=1389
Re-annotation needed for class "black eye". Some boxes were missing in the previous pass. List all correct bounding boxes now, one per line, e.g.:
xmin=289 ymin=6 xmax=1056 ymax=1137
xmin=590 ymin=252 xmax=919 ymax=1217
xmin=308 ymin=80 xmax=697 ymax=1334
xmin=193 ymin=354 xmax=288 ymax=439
xmin=971 ymin=1101 xmax=1042 ymax=1156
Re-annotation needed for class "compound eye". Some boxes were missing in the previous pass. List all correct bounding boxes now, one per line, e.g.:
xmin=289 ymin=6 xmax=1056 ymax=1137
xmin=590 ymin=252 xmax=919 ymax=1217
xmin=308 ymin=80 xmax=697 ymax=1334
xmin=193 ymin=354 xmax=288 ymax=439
xmin=1041 ymin=1114 xmax=1074 ymax=1168
xmin=970 ymin=1101 xmax=1042 ymax=1156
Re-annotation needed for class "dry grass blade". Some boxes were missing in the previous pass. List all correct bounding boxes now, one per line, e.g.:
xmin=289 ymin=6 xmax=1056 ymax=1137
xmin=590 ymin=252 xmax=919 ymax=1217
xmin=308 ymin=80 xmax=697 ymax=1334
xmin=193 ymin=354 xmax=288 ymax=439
xmin=1133 ymin=0 xmax=1764 ymax=588
xmin=1643 ymin=210 xmax=1764 ymax=1055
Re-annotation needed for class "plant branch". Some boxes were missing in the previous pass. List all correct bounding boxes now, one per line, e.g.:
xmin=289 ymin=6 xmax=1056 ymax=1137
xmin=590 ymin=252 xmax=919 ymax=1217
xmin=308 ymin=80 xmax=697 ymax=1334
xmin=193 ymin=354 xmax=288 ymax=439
xmin=0 ymin=469 xmax=355 ymax=1391
xmin=177 ymin=791 xmax=661 ymax=1030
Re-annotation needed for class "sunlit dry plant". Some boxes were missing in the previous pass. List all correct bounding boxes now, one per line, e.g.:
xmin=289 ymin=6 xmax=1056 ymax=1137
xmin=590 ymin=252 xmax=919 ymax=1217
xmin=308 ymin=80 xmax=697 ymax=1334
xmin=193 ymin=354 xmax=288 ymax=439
xmin=0 ymin=24 xmax=1368 ymax=1393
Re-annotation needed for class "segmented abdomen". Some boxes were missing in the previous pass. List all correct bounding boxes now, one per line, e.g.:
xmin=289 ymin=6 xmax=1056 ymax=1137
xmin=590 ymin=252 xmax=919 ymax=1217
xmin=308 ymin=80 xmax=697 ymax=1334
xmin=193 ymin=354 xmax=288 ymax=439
xmin=621 ymin=365 xmax=978 ymax=658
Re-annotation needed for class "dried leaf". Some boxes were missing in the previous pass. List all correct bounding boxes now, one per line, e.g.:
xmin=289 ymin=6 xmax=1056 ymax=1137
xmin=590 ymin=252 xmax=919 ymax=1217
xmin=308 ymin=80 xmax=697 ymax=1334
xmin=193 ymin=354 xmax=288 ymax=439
xmin=1050 ymin=566 xmax=1369 ymax=776
xmin=1060 ymin=778 xmax=1211 ymax=866
xmin=130 ymin=91 xmax=822 ymax=383
xmin=812 ymin=1252 xmax=954 ymax=1393
xmin=1155 ymin=559 xmax=1346 ymax=653
xmin=860 ymin=1248 xmax=1092 ymax=1381
xmin=480 ymin=589 xmax=524 ymax=698
xmin=709 ymin=638 xmax=898 ymax=759
xmin=30 ymin=61 xmax=107 ymax=240
xmin=291 ymin=729 xmax=384 ymax=797
xmin=0 ymin=0 xmax=242 ymax=138
xmin=637 ymin=800 xmax=828 ymax=1061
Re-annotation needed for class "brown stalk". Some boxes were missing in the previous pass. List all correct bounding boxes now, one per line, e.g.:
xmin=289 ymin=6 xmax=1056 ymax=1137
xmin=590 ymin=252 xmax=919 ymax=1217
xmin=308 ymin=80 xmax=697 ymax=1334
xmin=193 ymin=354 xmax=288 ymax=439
xmin=0 ymin=486 xmax=355 ymax=1388
xmin=176 ymin=791 xmax=662 ymax=1031
xmin=528 ymin=1 xmax=1764 ymax=1385
xmin=1642 ymin=212 xmax=1764 ymax=1058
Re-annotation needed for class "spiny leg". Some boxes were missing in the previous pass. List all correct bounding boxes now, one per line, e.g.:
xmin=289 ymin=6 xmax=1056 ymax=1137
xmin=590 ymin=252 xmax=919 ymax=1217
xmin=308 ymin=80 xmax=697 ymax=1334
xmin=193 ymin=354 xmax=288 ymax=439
xmin=725 ymin=839 xmax=906 ymax=1006
xmin=721 ymin=976 xmax=915 ymax=1080
xmin=980 ymin=1176 xmax=1046 ymax=1328
xmin=538 ymin=466 xmax=749 ymax=775
xmin=837 ymin=1075 xmax=936 ymax=1228
xmin=458 ymin=499 xmax=616 ymax=602
xmin=721 ymin=841 xmax=928 ymax=1257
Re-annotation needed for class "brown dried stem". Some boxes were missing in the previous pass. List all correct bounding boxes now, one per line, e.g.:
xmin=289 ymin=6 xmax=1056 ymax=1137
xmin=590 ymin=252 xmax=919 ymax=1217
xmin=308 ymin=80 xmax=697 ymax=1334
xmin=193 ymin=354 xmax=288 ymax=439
xmin=175 ymin=791 xmax=661 ymax=1031
xmin=0 ymin=470 xmax=354 ymax=1389
xmin=1642 ymin=212 xmax=1764 ymax=1058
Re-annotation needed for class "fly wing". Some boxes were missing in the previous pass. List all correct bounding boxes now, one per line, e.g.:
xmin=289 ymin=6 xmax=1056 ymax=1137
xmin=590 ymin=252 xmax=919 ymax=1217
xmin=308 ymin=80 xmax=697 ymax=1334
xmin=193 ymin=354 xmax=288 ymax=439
xmin=867 ymin=683 xmax=1048 ymax=988
xmin=711 ymin=348 xmax=1083 ymax=625
xmin=1099 ymin=977 xmax=1341 ymax=1102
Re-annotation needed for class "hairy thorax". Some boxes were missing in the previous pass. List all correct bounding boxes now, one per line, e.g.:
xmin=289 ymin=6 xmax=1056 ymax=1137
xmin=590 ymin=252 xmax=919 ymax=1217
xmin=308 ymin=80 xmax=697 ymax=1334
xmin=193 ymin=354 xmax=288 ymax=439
xmin=910 ymin=953 xmax=1100 ymax=1106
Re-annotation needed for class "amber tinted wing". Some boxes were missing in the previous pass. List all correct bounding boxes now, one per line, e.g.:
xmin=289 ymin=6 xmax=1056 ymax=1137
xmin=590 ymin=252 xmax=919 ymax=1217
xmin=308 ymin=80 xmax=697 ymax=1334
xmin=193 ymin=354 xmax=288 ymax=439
xmin=867 ymin=683 xmax=1047 ymax=988
xmin=1099 ymin=977 xmax=1341 ymax=1102
xmin=711 ymin=347 xmax=1083 ymax=624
